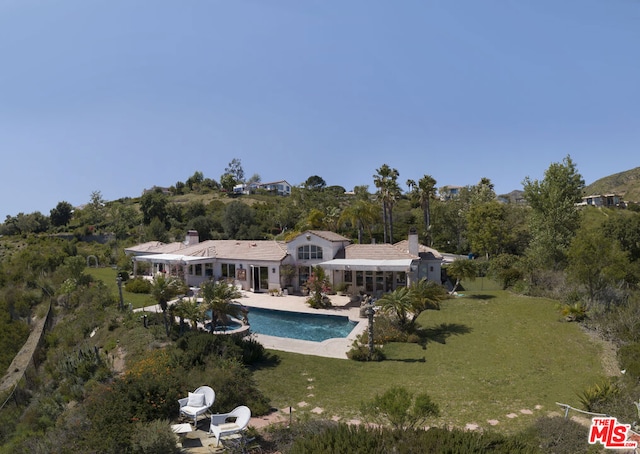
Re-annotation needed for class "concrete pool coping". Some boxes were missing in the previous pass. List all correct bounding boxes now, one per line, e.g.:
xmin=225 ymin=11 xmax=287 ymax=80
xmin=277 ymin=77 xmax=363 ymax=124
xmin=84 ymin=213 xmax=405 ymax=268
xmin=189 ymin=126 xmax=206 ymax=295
xmin=235 ymin=292 xmax=367 ymax=359
xmin=136 ymin=292 xmax=368 ymax=359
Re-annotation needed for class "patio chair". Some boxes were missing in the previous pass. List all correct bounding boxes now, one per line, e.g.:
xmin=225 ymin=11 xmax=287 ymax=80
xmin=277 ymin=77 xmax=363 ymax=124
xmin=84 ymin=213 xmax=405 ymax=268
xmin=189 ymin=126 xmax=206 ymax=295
xmin=209 ymin=405 xmax=252 ymax=446
xmin=178 ymin=386 xmax=215 ymax=427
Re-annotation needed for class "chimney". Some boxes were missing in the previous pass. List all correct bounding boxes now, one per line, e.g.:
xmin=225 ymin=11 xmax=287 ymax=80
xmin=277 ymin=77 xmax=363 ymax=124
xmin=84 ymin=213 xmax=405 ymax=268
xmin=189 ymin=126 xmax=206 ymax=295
xmin=185 ymin=230 xmax=199 ymax=246
xmin=408 ymin=228 xmax=419 ymax=256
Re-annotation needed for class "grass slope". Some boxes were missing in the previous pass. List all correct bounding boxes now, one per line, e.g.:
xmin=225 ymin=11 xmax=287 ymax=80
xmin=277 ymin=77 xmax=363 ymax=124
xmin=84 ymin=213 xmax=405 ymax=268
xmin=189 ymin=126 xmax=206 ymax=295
xmin=252 ymin=289 xmax=609 ymax=434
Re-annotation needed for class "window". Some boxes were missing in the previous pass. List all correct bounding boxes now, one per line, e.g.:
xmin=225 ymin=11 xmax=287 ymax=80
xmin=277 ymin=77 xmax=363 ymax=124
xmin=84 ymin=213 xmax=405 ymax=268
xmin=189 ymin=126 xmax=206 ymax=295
xmin=221 ymin=263 xmax=236 ymax=280
xmin=297 ymin=244 xmax=323 ymax=260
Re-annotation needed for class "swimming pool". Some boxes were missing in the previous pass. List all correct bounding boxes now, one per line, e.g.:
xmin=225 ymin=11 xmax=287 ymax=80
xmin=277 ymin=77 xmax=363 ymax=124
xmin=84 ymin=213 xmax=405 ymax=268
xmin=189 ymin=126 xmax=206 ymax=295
xmin=246 ymin=307 xmax=357 ymax=342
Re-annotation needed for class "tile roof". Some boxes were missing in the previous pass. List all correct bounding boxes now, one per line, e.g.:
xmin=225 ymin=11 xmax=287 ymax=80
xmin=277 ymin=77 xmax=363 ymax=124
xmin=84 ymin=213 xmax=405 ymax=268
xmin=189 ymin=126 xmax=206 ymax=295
xmin=304 ymin=230 xmax=351 ymax=243
xmin=125 ymin=241 xmax=189 ymax=254
xmin=344 ymin=244 xmax=416 ymax=260
xmin=212 ymin=240 xmax=288 ymax=261
xmin=393 ymin=240 xmax=443 ymax=259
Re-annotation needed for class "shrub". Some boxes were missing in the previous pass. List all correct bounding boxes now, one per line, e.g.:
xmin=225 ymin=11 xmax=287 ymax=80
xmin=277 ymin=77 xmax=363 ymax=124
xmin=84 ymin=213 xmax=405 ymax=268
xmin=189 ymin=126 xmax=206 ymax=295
xmin=578 ymin=379 xmax=619 ymax=412
xmin=360 ymin=386 xmax=439 ymax=430
xmin=125 ymin=277 xmax=152 ymax=294
xmin=282 ymin=422 xmax=537 ymax=454
xmin=347 ymin=342 xmax=385 ymax=362
xmin=618 ymin=343 xmax=640 ymax=380
xmin=525 ymin=416 xmax=600 ymax=454
xmin=130 ymin=419 xmax=180 ymax=454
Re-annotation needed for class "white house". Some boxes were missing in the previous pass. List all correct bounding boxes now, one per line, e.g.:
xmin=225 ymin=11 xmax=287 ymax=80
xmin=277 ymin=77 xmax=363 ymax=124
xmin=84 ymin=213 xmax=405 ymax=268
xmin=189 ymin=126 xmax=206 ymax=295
xmin=125 ymin=229 xmax=442 ymax=295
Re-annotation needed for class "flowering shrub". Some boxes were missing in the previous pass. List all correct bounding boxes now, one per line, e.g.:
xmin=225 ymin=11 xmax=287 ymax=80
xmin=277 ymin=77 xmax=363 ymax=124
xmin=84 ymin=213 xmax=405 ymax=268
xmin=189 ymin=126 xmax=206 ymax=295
xmin=305 ymin=266 xmax=332 ymax=309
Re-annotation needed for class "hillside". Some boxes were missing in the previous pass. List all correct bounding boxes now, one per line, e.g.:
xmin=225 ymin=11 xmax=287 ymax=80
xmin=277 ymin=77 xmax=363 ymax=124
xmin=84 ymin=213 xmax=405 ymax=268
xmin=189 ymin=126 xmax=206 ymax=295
xmin=583 ymin=166 xmax=640 ymax=203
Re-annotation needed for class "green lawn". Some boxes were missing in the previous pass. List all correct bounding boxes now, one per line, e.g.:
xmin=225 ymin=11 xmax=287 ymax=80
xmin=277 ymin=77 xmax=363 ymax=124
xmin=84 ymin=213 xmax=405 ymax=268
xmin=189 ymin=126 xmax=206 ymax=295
xmin=86 ymin=267 xmax=155 ymax=309
xmin=252 ymin=289 xmax=609 ymax=434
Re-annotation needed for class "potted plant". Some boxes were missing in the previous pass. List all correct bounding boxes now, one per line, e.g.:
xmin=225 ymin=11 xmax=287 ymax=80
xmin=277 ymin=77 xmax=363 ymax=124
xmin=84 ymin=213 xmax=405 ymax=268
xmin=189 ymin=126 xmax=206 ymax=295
xmin=280 ymin=264 xmax=296 ymax=294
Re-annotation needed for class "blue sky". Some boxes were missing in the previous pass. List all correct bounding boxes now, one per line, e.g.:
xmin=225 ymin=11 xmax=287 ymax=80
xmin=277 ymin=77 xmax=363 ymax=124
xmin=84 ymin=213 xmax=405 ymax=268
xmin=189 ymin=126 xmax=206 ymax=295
xmin=1 ymin=0 xmax=639 ymax=220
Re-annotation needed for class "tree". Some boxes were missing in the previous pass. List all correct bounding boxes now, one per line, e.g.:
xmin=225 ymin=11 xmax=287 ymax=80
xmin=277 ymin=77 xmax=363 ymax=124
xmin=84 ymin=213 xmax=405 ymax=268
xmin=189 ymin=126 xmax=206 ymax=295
xmin=222 ymin=201 xmax=255 ymax=239
xmin=374 ymin=164 xmax=401 ymax=243
xmin=470 ymin=177 xmax=496 ymax=205
xmin=220 ymin=173 xmax=237 ymax=194
xmin=523 ymin=155 xmax=585 ymax=270
xmin=186 ymin=171 xmax=204 ymax=191
xmin=377 ymin=279 xmax=447 ymax=330
xmin=340 ymin=199 xmax=379 ymax=244
xmin=361 ymin=386 xmax=440 ymax=430
xmin=303 ymin=175 xmax=326 ymax=191
xmin=466 ymin=201 xmax=508 ymax=259
xmin=83 ymin=190 xmax=106 ymax=226
xmin=50 ymin=201 xmax=73 ymax=227
xmin=567 ymin=227 xmax=630 ymax=305
xmin=145 ymin=217 xmax=169 ymax=242
xmin=225 ymin=158 xmax=245 ymax=183
xmin=199 ymin=280 xmax=243 ymax=332
xmin=140 ymin=189 xmax=168 ymax=225
xmin=377 ymin=287 xmax=412 ymax=327
xmin=445 ymin=259 xmax=478 ymax=294
xmin=407 ymin=278 xmax=448 ymax=326
xmin=406 ymin=175 xmax=437 ymax=246
xmin=150 ymin=275 xmax=184 ymax=336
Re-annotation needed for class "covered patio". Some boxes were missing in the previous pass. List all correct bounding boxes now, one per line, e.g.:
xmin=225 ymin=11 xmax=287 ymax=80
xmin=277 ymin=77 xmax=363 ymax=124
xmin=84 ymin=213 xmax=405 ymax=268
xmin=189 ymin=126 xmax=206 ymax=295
xmin=319 ymin=258 xmax=417 ymax=296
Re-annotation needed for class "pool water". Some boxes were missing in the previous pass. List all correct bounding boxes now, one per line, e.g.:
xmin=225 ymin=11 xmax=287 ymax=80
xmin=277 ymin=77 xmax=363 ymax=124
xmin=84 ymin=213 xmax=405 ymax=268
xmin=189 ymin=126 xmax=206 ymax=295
xmin=247 ymin=307 xmax=357 ymax=342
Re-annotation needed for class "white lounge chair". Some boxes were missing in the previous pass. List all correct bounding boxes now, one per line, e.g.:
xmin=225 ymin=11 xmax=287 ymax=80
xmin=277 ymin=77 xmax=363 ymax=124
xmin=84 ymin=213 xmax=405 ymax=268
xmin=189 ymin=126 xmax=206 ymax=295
xmin=209 ymin=405 xmax=251 ymax=446
xmin=178 ymin=386 xmax=215 ymax=427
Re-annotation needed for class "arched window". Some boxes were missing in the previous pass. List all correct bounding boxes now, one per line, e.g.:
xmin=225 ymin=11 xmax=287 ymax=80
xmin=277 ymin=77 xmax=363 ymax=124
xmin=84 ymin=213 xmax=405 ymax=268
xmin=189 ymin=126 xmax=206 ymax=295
xmin=298 ymin=244 xmax=323 ymax=260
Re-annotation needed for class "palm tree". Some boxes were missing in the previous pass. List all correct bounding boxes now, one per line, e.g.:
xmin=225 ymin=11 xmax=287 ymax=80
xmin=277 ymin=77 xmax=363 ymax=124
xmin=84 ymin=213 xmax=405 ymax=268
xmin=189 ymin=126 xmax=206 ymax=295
xmin=407 ymin=278 xmax=448 ymax=326
xmin=445 ymin=259 xmax=478 ymax=294
xmin=340 ymin=199 xmax=379 ymax=244
xmin=150 ymin=274 xmax=184 ymax=336
xmin=200 ymin=280 xmax=243 ymax=332
xmin=374 ymin=164 xmax=401 ymax=243
xmin=171 ymin=297 xmax=201 ymax=333
xmin=377 ymin=287 xmax=412 ymax=327
xmin=407 ymin=175 xmax=437 ymax=246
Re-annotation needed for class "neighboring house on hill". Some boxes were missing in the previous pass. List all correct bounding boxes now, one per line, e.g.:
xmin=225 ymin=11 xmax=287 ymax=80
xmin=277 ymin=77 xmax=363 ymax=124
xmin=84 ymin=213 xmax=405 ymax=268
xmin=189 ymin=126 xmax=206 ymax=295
xmin=125 ymin=229 xmax=443 ymax=295
xmin=439 ymin=185 xmax=462 ymax=201
xmin=577 ymin=194 xmax=625 ymax=208
xmin=233 ymin=180 xmax=292 ymax=196
xmin=257 ymin=180 xmax=292 ymax=196
xmin=142 ymin=186 xmax=172 ymax=195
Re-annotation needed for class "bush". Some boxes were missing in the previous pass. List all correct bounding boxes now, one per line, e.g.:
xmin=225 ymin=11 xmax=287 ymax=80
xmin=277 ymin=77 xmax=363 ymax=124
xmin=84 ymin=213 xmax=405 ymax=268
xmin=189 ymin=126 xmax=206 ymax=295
xmin=282 ymin=422 xmax=537 ymax=454
xmin=347 ymin=342 xmax=385 ymax=361
xmin=525 ymin=416 xmax=601 ymax=454
xmin=125 ymin=277 xmax=152 ymax=294
xmin=618 ymin=343 xmax=640 ymax=380
xmin=130 ymin=420 xmax=180 ymax=454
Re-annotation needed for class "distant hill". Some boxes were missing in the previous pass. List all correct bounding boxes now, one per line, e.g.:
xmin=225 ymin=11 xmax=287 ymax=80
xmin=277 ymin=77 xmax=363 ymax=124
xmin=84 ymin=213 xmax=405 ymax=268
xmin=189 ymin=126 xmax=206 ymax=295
xmin=583 ymin=167 xmax=640 ymax=203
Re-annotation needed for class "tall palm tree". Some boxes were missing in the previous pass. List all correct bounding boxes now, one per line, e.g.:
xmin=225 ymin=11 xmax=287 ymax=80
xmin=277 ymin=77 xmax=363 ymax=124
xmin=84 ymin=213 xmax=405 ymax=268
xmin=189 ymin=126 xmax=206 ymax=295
xmin=373 ymin=164 xmax=401 ymax=243
xmin=199 ymin=280 xmax=243 ymax=332
xmin=407 ymin=175 xmax=437 ymax=246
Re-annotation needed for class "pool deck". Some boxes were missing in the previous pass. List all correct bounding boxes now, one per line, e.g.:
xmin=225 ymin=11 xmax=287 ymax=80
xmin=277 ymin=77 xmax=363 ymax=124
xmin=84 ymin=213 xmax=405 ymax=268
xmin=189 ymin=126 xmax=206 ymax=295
xmin=136 ymin=292 xmax=368 ymax=359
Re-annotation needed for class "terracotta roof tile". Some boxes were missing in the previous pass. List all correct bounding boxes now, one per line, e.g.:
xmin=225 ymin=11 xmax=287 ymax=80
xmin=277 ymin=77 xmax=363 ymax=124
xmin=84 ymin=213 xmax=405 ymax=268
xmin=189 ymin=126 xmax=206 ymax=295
xmin=305 ymin=230 xmax=351 ymax=242
xmin=345 ymin=244 xmax=415 ymax=260
xmin=393 ymin=240 xmax=443 ymax=259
